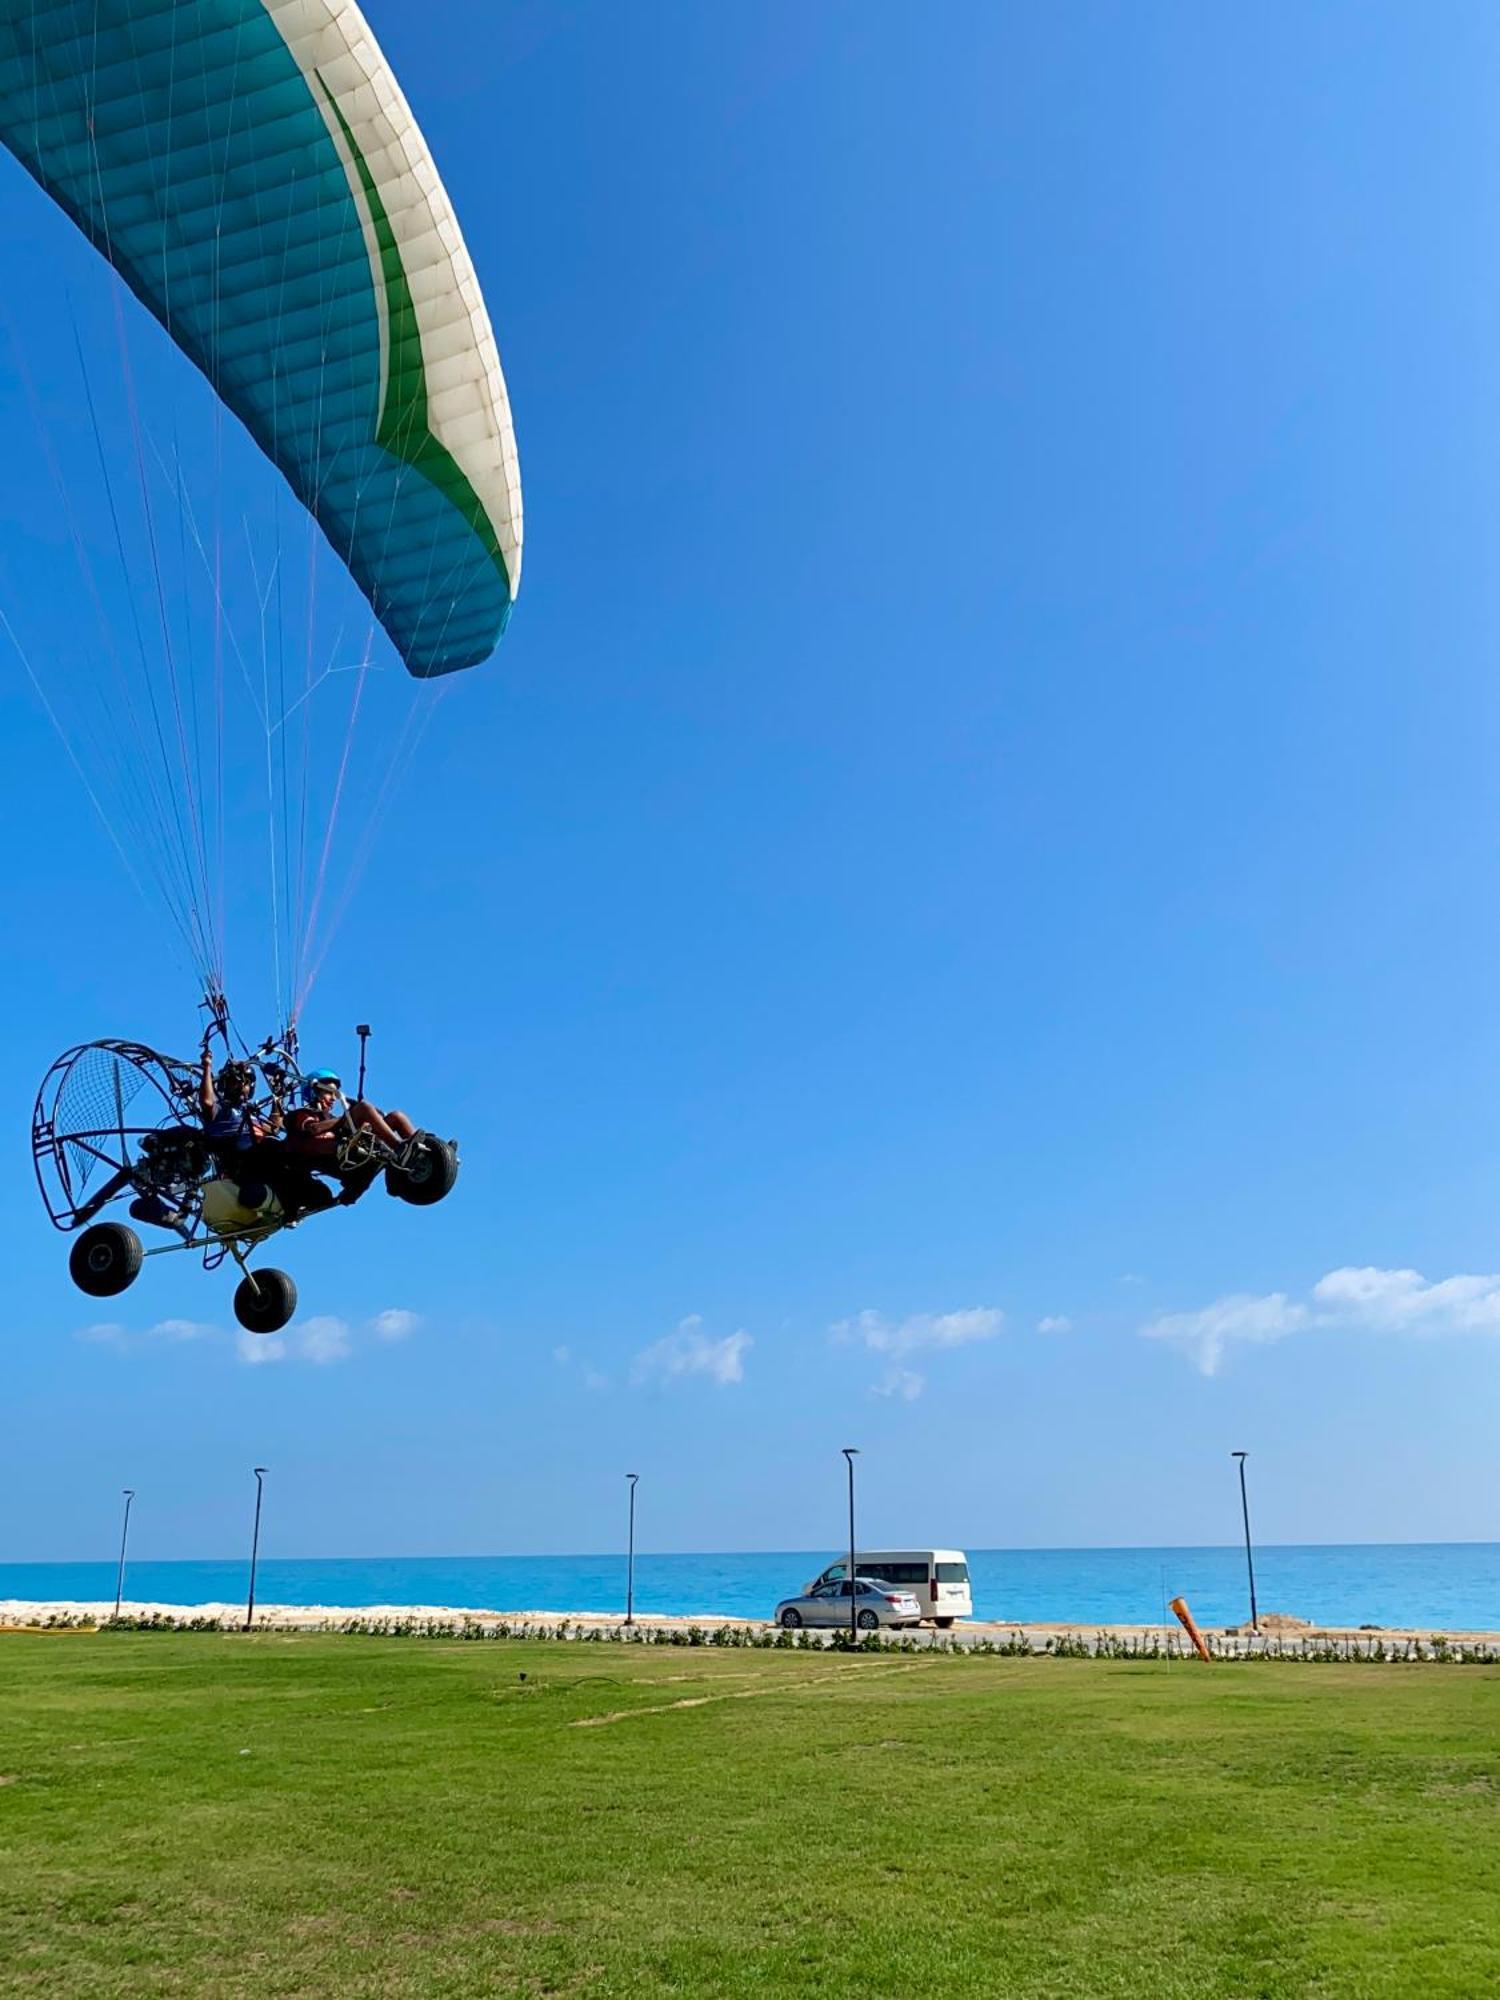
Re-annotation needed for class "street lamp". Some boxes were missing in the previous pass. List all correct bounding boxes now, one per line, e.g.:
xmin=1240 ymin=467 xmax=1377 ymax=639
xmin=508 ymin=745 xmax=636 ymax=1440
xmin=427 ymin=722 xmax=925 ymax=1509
xmin=1231 ymin=1450 xmax=1259 ymax=1633
xmin=625 ymin=1473 xmax=639 ymax=1627
xmin=245 ymin=1467 xmax=268 ymax=1631
xmin=841 ymin=1447 xmax=859 ymax=1641
xmin=113 ymin=1489 xmax=135 ymax=1622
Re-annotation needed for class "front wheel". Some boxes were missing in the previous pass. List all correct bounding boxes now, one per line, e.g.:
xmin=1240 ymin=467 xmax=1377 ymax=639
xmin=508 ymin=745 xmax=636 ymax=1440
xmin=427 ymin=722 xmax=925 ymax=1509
xmin=856 ymin=1608 xmax=880 ymax=1632
xmin=234 ymin=1267 xmax=297 ymax=1335
xmin=70 ymin=1223 xmax=143 ymax=1298
xmin=779 ymin=1608 xmax=802 ymax=1629
xmin=387 ymin=1135 xmax=459 ymax=1207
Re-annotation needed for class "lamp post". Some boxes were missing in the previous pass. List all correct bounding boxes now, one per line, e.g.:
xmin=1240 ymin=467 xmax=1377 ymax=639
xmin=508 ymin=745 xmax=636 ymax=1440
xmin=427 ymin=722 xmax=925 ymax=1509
xmin=113 ymin=1489 xmax=135 ymax=1622
xmin=625 ymin=1473 xmax=639 ymax=1627
xmin=841 ymin=1447 xmax=859 ymax=1640
xmin=245 ymin=1467 xmax=268 ymax=1631
xmin=1231 ymin=1450 xmax=1259 ymax=1633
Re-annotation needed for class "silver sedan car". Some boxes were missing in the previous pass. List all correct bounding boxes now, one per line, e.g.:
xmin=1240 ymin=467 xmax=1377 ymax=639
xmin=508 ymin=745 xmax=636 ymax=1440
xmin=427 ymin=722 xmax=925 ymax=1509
xmin=773 ymin=1575 xmax=923 ymax=1631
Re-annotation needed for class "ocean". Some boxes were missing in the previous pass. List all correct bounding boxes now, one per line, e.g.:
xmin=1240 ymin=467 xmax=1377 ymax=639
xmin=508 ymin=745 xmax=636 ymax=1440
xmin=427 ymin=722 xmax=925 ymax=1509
xmin=3 ymin=1542 xmax=1498 ymax=1629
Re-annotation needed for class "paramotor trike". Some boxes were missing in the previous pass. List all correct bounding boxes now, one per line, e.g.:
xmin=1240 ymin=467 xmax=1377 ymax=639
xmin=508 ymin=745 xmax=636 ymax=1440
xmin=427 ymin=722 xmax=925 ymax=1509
xmin=32 ymin=1038 xmax=458 ymax=1334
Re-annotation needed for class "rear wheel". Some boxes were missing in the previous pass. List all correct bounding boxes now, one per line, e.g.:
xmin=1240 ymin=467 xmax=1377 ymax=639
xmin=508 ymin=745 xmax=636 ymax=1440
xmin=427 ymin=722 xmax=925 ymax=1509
xmin=779 ymin=1608 xmax=802 ymax=1629
xmin=387 ymin=1135 xmax=459 ymax=1207
xmin=856 ymin=1607 xmax=879 ymax=1631
xmin=934 ymin=1616 xmax=955 ymax=1630
xmin=234 ymin=1267 xmax=297 ymax=1335
xmin=69 ymin=1223 xmax=143 ymax=1298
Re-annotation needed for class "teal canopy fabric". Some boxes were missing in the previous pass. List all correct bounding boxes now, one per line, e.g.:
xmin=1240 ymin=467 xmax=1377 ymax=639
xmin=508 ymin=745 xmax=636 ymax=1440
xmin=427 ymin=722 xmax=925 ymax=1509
xmin=0 ymin=0 xmax=522 ymax=677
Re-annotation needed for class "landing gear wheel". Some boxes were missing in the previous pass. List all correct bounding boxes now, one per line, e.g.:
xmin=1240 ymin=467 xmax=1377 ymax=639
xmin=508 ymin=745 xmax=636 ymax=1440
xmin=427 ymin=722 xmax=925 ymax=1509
xmin=856 ymin=1608 xmax=880 ymax=1631
xmin=387 ymin=1134 xmax=459 ymax=1207
xmin=779 ymin=1608 xmax=802 ymax=1629
xmin=69 ymin=1223 xmax=143 ymax=1298
xmin=234 ymin=1267 xmax=297 ymax=1335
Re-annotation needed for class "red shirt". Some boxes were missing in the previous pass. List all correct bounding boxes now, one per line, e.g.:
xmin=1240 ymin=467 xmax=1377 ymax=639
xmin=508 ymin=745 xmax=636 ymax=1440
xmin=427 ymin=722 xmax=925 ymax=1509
xmin=285 ymin=1107 xmax=339 ymax=1159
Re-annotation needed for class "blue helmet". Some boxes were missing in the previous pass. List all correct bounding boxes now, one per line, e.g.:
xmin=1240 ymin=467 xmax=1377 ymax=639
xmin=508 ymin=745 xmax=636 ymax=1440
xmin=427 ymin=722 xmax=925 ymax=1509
xmin=301 ymin=1068 xmax=342 ymax=1107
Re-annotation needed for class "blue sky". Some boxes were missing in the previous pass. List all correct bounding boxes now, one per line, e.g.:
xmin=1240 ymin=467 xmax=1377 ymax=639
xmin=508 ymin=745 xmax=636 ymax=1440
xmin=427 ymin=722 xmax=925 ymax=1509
xmin=3 ymin=1 xmax=1500 ymax=1564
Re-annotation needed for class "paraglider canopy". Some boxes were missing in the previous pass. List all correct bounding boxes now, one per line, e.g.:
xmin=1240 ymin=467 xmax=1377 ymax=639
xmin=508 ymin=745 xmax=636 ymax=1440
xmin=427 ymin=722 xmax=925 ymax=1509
xmin=0 ymin=0 xmax=523 ymax=677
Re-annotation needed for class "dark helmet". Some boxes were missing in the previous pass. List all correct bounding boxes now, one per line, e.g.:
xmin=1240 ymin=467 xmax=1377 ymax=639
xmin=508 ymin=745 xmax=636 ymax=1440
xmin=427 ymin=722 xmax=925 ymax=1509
xmin=216 ymin=1060 xmax=256 ymax=1105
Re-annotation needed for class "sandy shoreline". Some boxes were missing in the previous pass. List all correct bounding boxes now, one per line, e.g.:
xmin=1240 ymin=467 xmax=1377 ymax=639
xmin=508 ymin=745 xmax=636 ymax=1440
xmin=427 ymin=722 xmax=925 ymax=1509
xmin=4 ymin=1598 xmax=1498 ymax=1654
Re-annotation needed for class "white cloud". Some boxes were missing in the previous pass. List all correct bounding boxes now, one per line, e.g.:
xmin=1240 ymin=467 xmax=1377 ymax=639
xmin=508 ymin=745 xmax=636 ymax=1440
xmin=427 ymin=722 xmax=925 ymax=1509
xmin=76 ymin=1317 xmax=216 ymax=1351
xmin=833 ymin=1306 xmax=1004 ymax=1358
xmin=297 ymin=1316 xmax=353 ymax=1365
xmin=872 ymin=1366 xmax=924 ymax=1401
xmin=81 ymin=1306 xmax=414 ymax=1366
xmin=554 ymin=1343 xmax=610 ymax=1392
xmin=1311 ymin=1266 xmax=1500 ymax=1336
xmin=235 ymin=1306 xmax=418 ymax=1365
xmin=1143 ymin=1264 xmax=1500 ymax=1375
xmin=631 ymin=1315 xmax=752 ymax=1388
xmin=1037 ymin=1314 xmax=1073 ymax=1336
xmin=234 ymin=1314 xmax=354 ymax=1366
xmin=370 ymin=1309 xmax=420 ymax=1344
xmin=237 ymin=1329 xmax=285 ymax=1365
xmin=832 ymin=1304 xmax=1003 ymax=1398
xmin=1141 ymin=1293 xmax=1306 ymax=1377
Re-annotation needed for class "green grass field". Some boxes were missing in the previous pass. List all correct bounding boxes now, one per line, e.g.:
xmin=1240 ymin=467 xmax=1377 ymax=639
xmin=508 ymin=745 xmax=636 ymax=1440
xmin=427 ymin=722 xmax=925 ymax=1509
xmin=2 ymin=1634 xmax=1498 ymax=1997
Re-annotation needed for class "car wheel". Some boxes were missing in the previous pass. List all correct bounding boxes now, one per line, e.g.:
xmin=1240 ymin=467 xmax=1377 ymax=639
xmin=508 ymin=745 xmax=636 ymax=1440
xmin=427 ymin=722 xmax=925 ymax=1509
xmin=779 ymin=1608 xmax=802 ymax=1629
xmin=856 ymin=1608 xmax=879 ymax=1631
xmin=934 ymin=1617 xmax=955 ymax=1629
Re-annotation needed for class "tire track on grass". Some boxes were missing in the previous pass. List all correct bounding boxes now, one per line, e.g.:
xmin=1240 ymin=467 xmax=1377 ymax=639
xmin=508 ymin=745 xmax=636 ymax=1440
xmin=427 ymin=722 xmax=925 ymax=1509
xmin=571 ymin=1662 xmax=925 ymax=1728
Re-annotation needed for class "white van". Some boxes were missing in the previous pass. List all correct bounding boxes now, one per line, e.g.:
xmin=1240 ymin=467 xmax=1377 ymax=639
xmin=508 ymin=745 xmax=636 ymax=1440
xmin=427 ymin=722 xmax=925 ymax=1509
xmin=805 ymin=1549 xmax=972 ymax=1628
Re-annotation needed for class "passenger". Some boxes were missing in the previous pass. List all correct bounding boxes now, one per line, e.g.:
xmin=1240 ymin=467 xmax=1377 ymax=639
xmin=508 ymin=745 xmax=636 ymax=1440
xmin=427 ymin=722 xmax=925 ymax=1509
xmin=285 ymin=1069 xmax=420 ymax=1207
xmin=288 ymin=1069 xmax=416 ymax=1152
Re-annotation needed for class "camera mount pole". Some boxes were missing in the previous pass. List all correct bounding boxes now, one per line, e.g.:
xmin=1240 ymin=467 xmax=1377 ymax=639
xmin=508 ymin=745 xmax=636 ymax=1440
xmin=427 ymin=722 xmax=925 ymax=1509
xmin=355 ymin=1024 xmax=371 ymax=1103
